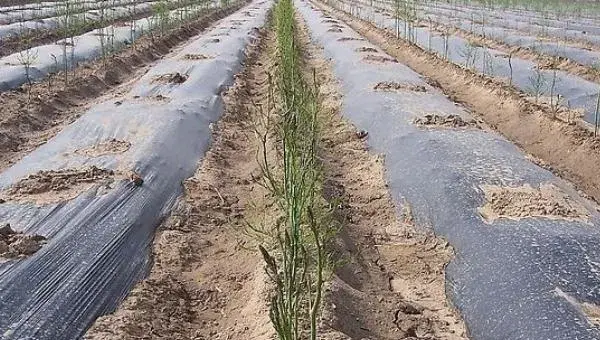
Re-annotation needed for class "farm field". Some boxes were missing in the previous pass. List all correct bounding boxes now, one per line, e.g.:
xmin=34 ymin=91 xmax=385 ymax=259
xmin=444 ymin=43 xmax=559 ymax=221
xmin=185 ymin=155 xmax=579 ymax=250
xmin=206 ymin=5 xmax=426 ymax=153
xmin=1 ymin=0 xmax=600 ymax=339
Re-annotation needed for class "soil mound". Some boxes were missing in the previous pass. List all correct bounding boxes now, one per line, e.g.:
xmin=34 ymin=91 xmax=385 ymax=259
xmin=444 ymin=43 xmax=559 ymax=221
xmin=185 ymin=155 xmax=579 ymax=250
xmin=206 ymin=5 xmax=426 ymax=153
xmin=414 ymin=114 xmax=479 ymax=128
xmin=479 ymin=183 xmax=589 ymax=222
xmin=0 ymin=224 xmax=46 ymax=259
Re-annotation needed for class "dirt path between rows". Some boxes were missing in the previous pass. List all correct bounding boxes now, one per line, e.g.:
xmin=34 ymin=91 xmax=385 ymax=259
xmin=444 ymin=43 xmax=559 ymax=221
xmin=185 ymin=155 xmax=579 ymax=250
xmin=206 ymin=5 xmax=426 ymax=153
xmin=0 ymin=3 xmax=245 ymax=172
xmin=86 ymin=5 xmax=468 ymax=339
xmin=313 ymin=0 xmax=600 ymax=206
xmin=296 ymin=10 xmax=467 ymax=340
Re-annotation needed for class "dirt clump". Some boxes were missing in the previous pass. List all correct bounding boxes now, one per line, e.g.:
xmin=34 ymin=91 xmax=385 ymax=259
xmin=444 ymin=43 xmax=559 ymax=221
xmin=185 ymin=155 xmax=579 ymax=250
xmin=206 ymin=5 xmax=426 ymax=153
xmin=362 ymin=54 xmax=398 ymax=64
xmin=75 ymin=138 xmax=131 ymax=157
xmin=182 ymin=53 xmax=213 ymax=60
xmin=355 ymin=46 xmax=378 ymax=53
xmin=414 ymin=113 xmax=479 ymax=128
xmin=4 ymin=166 xmax=115 ymax=204
xmin=337 ymin=36 xmax=365 ymax=41
xmin=328 ymin=27 xmax=343 ymax=32
xmin=478 ymin=183 xmax=589 ymax=222
xmin=153 ymin=72 xmax=188 ymax=84
xmin=374 ymin=80 xmax=427 ymax=92
xmin=0 ymin=224 xmax=46 ymax=259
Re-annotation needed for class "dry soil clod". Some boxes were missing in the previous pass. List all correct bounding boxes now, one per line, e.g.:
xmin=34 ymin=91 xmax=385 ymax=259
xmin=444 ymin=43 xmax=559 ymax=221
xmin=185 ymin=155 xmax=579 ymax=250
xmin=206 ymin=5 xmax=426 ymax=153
xmin=478 ymin=183 xmax=589 ymax=222
xmin=182 ymin=53 xmax=213 ymax=60
xmin=0 ymin=224 xmax=46 ymax=259
xmin=414 ymin=113 xmax=480 ymax=128
xmin=362 ymin=54 xmax=398 ymax=64
xmin=130 ymin=172 xmax=144 ymax=187
xmin=75 ymin=138 xmax=131 ymax=157
xmin=337 ymin=36 xmax=365 ymax=42
xmin=374 ymin=81 xmax=427 ymax=92
xmin=356 ymin=46 xmax=379 ymax=53
xmin=153 ymin=72 xmax=188 ymax=84
xmin=6 ymin=166 xmax=115 ymax=197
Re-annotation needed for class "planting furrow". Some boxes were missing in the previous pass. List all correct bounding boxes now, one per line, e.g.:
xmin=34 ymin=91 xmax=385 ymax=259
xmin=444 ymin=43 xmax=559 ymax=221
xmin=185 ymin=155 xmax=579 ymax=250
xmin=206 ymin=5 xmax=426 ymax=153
xmin=0 ymin=0 xmax=221 ymax=92
xmin=300 ymin=0 xmax=600 ymax=339
xmin=332 ymin=0 xmax=600 ymax=127
xmin=0 ymin=1 xmax=270 ymax=338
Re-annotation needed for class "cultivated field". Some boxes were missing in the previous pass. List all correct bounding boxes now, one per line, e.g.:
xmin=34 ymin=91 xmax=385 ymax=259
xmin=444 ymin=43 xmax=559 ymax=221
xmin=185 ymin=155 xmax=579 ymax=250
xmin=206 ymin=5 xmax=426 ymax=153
xmin=0 ymin=0 xmax=600 ymax=339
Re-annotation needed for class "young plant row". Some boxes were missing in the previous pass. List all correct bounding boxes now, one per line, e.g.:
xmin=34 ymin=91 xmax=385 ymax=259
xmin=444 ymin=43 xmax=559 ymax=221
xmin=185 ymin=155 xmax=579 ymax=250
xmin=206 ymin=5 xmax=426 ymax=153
xmin=255 ymin=0 xmax=335 ymax=338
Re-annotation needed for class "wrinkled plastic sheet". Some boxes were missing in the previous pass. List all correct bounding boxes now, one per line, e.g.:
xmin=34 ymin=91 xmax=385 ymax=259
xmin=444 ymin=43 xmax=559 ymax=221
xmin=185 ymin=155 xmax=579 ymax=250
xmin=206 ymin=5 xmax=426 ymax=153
xmin=298 ymin=1 xmax=600 ymax=338
xmin=0 ymin=0 xmax=140 ymax=24
xmin=0 ymin=0 xmax=159 ymax=40
xmin=411 ymin=9 xmax=600 ymax=67
xmin=422 ymin=1 xmax=600 ymax=30
xmin=343 ymin=1 xmax=600 ymax=125
xmin=0 ymin=1 xmax=221 ymax=93
xmin=418 ymin=3 xmax=600 ymax=50
xmin=0 ymin=1 xmax=270 ymax=338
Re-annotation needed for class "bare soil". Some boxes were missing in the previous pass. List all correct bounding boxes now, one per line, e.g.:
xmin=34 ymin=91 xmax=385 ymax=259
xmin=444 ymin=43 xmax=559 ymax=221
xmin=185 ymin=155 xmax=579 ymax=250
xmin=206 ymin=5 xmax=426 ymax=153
xmin=313 ymin=0 xmax=600 ymax=206
xmin=0 ymin=4 xmax=245 ymax=172
xmin=75 ymin=138 xmax=131 ymax=157
xmin=478 ymin=183 xmax=589 ymax=222
xmin=374 ymin=80 xmax=427 ymax=92
xmin=2 ymin=166 xmax=116 ymax=204
xmin=414 ymin=114 xmax=480 ymax=129
xmin=0 ymin=223 xmax=46 ymax=259
xmin=555 ymin=287 xmax=600 ymax=327
xmin=153 ymin=72 xmax=189 ymax=84
xmin=296 ymin=10 xmax=468 ymax=340
xmin=181 ymin=53 xmax=213 ymax=60
xmin=362 ymin=53 xmax=398 ymax=64
xmin=356 ymin=46 xmax=379 ymax=52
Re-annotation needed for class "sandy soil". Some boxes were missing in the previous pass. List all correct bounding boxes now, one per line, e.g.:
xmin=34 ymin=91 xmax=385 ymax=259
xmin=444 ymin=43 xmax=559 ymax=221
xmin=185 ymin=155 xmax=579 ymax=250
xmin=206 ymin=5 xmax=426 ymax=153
xmin=478 ymin=183 xmax=589 ymax=222
xmin=75 ymin=138 xmax=131 ymax=157
xmin=0 ymin=224 xmax=46 ymax=260
xmin=296 ymin=10 xmax=468 ymax=340
xmin=313 ymin=0 xmax=600 ymax=207
xmin=0 ymin=4 xmax=245 ymax=172
xmin=414 ymin=114 xmax=480 ymax=129
xmin=84 ymin=16 xmax=275 ymax=340
xmin=373 ymin=81 xmax=427 ymax=92
xmin=2 ymin=166 xmax=117 ymax=204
